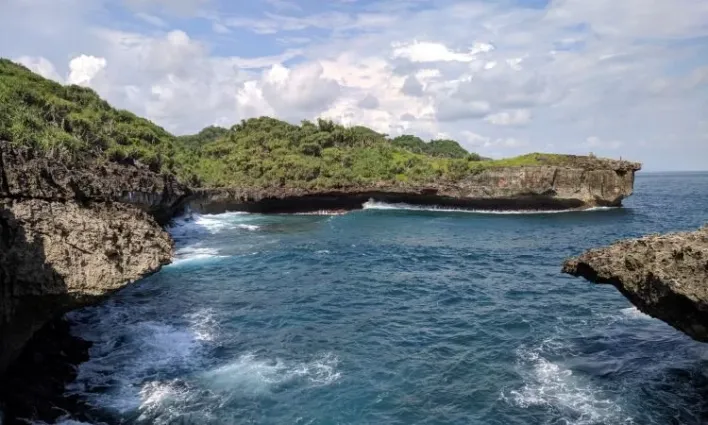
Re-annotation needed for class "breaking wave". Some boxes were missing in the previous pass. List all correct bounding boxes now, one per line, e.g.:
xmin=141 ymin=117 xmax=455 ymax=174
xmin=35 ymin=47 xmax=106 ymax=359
xmin=201 ymin=352 xmax=341 ymax=395
xmin=362 ymin=199 xmax=618 ymax=214
xmin=171 ymin=246 xmax=227 ymax=266
xmin=504 ymin=343 xmax=635 ymax=425
xmin=169 ymin=212 xmax=261 ymax=238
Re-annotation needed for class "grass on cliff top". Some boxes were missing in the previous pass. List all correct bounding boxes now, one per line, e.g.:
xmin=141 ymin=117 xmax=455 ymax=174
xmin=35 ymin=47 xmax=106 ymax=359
xmin=0 ymin=58 xmax=628 ymax=190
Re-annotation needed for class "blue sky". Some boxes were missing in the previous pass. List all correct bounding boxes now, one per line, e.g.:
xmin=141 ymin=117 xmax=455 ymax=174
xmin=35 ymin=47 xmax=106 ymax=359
xmin=1 ymin=0 xmax=707 ymax=171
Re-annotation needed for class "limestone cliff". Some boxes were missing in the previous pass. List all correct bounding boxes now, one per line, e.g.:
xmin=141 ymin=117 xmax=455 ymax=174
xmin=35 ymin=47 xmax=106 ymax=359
xmin=190 ymin=159 xmax=641 ymax=214
xmin=562 ymin=226 xmax=708 ymax=341
xmin=0 ymin=143 xmax=183 ymax=375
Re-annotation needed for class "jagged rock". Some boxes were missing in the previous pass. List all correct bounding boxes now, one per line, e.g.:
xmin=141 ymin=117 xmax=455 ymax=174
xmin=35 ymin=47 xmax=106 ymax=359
xmin=562 ymin=226 xmax=708 ymax=341
xmin=0 ymin=143 xmax=180 ymax=377
xmin=0 ymin=144 xmax=188 ymax=224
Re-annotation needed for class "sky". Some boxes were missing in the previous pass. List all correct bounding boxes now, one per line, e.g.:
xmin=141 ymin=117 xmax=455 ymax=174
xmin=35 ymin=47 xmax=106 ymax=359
xmin=1 ymin=0 xmax=707 ymax=171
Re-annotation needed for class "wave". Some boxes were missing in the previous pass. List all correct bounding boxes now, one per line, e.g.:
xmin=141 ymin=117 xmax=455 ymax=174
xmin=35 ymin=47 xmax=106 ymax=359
xmin=201 ymin=352 xmax=340 ymax=395
xmin=169 ymin=211 xmax=261 ymax=237
xmin=620 ymin=307 xmax=651 ymax=320
xmin=65 ymin=308 xmax=218 ymax=414
xmin=186 ymin=308 xmax=219 ymax=342
xmin=170 ymin=246 xmax=227 ymax=266
xmin=503 ymin=345 xmax=634 ymax=425
xmin=362 ymin=199 xmax=618 ymax=215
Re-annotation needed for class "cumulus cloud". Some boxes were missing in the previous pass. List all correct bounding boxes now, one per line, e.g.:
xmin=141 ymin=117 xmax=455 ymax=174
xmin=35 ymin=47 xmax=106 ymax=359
xmin=392 ymin=41 xmax=494 ymax=63
xmin=2 ymin=0 xmax=708 ymax=169
xmin=14 ymin=56 xmax=62 ymax=82
xmin=237 ymin=62 xmax=341 ymax=121
xmin=68 ymin=55 xmax=107 ymax=86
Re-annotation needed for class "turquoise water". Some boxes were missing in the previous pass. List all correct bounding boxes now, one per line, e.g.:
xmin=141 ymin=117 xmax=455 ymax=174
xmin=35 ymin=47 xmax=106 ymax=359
xmin=65 ymin=173 xmax=708 ymax=425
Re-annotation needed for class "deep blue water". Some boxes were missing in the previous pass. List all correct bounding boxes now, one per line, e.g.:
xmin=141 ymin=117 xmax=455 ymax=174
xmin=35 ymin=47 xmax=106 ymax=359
xmin=63 ymin=172 xmax=708 ymax=425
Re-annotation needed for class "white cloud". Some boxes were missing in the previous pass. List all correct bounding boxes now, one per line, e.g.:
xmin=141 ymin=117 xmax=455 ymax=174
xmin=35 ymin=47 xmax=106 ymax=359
xmin=68 ymin=55 xmax=107 ymax=86
xmin=237 ymin=62 xmax=341 ymax=121
xmin=14 ymin=56 xmax=62 ymax=82
xmin=392 ymin=41 xmax=494 ymax=63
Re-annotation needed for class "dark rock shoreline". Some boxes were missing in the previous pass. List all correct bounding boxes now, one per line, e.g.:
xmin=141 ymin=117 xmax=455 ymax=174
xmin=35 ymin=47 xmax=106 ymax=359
xmin=1 ymin=317 xmax=93 ymax=425
xmin=0 ymin=144 xmax=642 ymax=424
xmin=563 ymin=226 xmax=708 ymax=341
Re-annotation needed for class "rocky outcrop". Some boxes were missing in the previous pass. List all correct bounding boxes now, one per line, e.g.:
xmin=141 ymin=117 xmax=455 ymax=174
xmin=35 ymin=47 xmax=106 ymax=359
xmin=562 ymin=226 xmax=708 ymax=341
xmin=0 ymin=145 xmax=189 ymax=224
xmin=0 ymin=143 xmax=180 ymax=378
xmin=190 ymin=160 xmax=641 ymax=214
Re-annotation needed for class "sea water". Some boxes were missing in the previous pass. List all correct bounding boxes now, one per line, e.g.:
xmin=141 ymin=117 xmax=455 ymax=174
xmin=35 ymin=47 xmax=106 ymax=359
xmin=61 ymin=172 xmax=708 ymax=425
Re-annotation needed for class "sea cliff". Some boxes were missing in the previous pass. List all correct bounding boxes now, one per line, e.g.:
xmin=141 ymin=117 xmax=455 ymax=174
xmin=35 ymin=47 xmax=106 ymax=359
xmin=0 ymin=144 xmax=187 ymax=375
xmin=563 ymin=226 xmax=708 ymax=341
xmin=189 ymin=159 xmax=640 ymax=214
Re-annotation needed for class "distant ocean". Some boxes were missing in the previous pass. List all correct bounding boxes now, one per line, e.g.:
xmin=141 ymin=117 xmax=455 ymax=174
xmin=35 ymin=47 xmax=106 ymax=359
xmin=60 ymin=172 xmax=708 ymax=425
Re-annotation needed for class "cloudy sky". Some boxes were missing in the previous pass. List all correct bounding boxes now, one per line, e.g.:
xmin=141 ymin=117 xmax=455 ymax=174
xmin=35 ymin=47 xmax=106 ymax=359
xmin=2 ymin=0 xmax=707 ymax=170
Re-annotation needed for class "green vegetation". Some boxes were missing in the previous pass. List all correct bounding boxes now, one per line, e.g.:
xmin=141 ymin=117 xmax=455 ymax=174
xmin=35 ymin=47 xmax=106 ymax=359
xmin=0 ymin=58 xmax=178 ymax=172
xmin=175 ymin=125 xmax=229 ymax=150
xmin=390 ymin=135 xmax=478 ymax=160
xmin=1 ymin=58 xmax=605 ymax=189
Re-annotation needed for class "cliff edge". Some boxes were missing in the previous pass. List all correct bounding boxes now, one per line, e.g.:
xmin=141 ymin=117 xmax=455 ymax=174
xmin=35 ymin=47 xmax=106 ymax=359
xmin=562 ymin=226 xmax=708 ymax=341
xmin=0 ymin=143 xmax=185 ymax=376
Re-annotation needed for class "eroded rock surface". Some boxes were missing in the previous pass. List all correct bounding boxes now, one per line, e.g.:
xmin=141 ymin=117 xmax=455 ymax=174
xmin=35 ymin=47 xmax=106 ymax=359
xmin=563 ymin=226 xmax=708 ymax=341
xmin=190 ymin=161 xmax=641 ymax=214
xmin=0 ymin=143 xmax=179 ymax=376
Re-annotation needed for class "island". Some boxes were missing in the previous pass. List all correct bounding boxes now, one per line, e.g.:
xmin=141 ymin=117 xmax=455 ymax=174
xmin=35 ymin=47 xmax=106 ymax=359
xmin=0 ymin=57 xmax=640 ymax=423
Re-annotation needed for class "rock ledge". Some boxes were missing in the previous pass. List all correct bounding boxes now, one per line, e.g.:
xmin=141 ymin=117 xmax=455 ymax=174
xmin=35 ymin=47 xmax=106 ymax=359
xmin=563 ymin=226 xmax=708 ymax=341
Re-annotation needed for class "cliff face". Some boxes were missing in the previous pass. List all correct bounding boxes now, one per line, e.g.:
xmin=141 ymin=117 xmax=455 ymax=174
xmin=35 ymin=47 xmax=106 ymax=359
xmin=0 ymin=144 xmax=182 ymax=374
xmin=190 ymin=161 xmax=641 ymax=214
xmin=562 ymin=226 xmax=708 ymax=341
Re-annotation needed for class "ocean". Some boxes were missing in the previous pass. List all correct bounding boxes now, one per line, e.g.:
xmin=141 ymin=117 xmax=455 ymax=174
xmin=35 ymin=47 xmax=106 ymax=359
xmin=61 ymin=172 xmax=708 ymax=425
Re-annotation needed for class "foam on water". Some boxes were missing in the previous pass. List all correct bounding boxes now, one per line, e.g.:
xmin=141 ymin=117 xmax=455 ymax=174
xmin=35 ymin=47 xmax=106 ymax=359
xmin=362 ymin=199 xmax=618 ymax=214
xmin=169 ymin=212 xmax=260 ymax=238
xmin=65 ymin=306 xmax=215 ymax=414
xmin=201 ymin=353 xmax=340 ymax=395
xmin=171 ymin=246 xmax=227 ymax=266
xmin=505 ymin=344 xmax=635 ymax=425
xmin=621 ymin=307 xmax=651 ymax=320
xmin=186 ymin=308 xmax=219 ymax=342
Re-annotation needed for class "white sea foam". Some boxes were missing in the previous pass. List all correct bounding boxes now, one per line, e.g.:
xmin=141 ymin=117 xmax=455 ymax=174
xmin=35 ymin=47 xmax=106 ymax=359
xmin=362 ymin=199 xmax=618 ymax=215
xmin=186 ymin=308 xmax=219 ymax=342
xmin=620 ymin=307 xmax=651 ymax=320
xmin=237 ymin=223 xmax=260 ymax=231
xmin=202 ymin=352 xmax=340 ymax=395
xmin=505 ymin=346 xmax=634 ymax=425
xmin=171 ymin=246 xmax=226 ymax=266
xmin=169 ymin=211 xmax=261 ymax=237
xmin=66 ymin=317 xmax=206 ymax=414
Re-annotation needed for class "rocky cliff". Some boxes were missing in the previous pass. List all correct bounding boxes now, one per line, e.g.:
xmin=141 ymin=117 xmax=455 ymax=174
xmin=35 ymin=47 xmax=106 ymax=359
xmin=190 ymin=159 xmax=641 ymax=214
xmin=0 ymin=143 xmax=185 ymax=377
xmin=562 ymin=226 xmax=708 ymax=341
